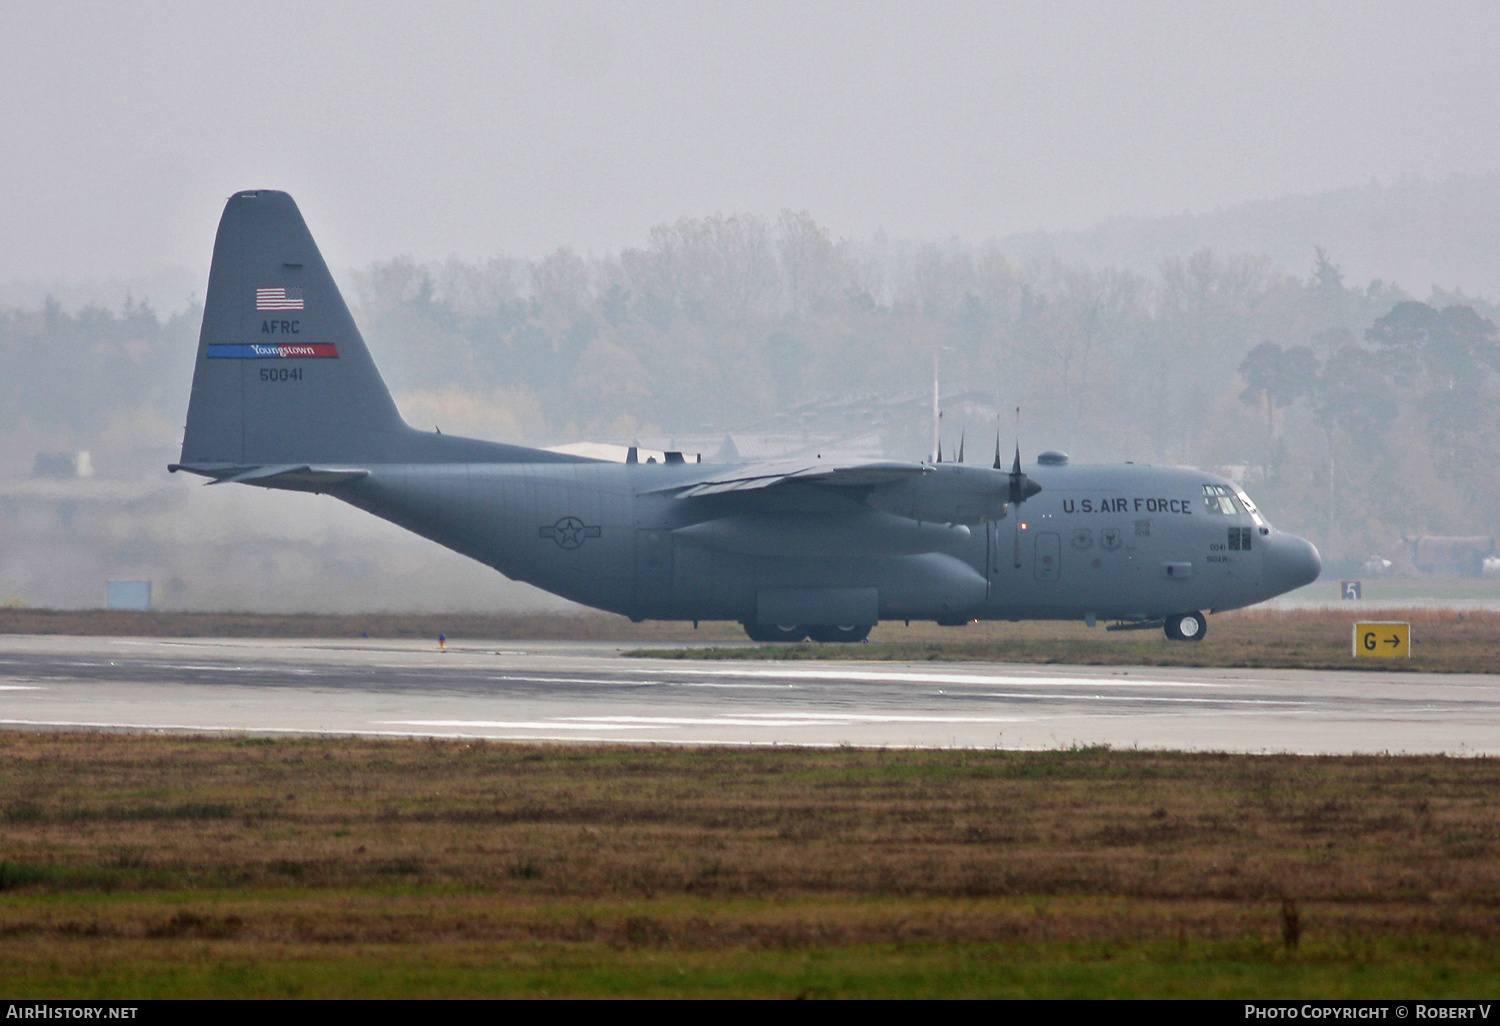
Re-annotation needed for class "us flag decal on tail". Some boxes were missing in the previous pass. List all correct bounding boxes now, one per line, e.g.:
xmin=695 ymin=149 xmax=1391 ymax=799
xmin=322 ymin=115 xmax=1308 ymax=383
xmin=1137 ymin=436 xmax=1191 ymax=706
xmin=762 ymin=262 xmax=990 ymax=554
xmin=256 ymin=287 xmax=304 ymax=311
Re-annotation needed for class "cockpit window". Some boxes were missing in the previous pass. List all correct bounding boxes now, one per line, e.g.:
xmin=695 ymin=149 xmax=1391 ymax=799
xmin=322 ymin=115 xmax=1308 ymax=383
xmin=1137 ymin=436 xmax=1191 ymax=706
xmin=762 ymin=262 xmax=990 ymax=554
xmin=1234 ymin=488 xmax=1268 ymax=527
xmin=1202 ymin=484 xmax=1244 ymax=515
xmin=1203 ymin=483 xmax=1269 ymax=527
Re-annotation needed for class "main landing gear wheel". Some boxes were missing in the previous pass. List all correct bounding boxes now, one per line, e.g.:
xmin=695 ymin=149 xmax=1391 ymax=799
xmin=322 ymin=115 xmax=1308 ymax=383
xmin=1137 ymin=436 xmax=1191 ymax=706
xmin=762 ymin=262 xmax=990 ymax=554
xmin=742 ymin=622 xmax=808 ymax=643
xmin=805 ymin=624 xmax=873 ymax=644
xmin=1164 ymin=611 xmax=1208 ymax=642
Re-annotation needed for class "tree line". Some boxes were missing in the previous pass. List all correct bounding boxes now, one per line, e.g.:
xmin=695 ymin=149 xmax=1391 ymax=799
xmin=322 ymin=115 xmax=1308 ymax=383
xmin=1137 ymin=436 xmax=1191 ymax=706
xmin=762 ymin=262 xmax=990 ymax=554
xmin=3 ymin=219 xmax=1497 ymax=573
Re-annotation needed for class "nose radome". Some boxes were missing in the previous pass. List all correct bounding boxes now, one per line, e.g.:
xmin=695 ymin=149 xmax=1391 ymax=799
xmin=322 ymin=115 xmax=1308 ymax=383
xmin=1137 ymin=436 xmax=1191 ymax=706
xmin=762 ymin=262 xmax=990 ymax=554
xmin=1265 ymin=533 xmax=1322 ymax=595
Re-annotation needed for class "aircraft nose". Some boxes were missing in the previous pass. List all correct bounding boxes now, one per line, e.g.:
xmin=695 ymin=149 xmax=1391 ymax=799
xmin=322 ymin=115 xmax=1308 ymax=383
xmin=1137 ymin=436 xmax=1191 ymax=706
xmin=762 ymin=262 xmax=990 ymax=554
xmin=1264 ymin=532 xmax=1322 ymax=595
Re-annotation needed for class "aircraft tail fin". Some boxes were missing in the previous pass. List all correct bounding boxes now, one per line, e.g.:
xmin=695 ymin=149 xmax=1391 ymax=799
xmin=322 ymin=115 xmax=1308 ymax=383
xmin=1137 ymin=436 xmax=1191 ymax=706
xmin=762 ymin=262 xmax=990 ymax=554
xmin=178 ymin=190 xmax=407 ymax=468
xmin=176 ymin=189 xmax=601 ymax=476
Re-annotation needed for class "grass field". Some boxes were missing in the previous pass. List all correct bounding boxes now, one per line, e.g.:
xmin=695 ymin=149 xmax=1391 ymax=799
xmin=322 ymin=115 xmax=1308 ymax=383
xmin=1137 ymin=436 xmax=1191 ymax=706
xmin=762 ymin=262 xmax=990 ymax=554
xmin=2 ymin=734 xmax=1499 ymax=997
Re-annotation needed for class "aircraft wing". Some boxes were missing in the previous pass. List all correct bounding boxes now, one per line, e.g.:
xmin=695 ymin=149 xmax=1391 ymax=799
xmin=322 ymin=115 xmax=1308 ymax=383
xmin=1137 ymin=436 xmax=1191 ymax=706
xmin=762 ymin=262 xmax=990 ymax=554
xmin=661 ymin=459 xmax=930 ymax=499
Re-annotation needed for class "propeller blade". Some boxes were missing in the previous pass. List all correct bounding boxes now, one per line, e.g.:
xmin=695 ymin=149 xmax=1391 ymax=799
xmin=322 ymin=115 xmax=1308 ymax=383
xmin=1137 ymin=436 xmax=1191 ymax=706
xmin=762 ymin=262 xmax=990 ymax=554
xmin=1007 ymin=444 xmax=1042 ymax=504
xmin=1007 ymin=406 xmax=1033 ymax=568
xmin=957 ymin=431 xmax=965 ymax=464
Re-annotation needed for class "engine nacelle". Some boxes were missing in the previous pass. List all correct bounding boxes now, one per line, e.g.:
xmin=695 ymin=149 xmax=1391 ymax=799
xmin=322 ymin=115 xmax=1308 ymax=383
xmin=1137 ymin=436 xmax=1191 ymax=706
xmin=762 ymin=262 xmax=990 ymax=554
xmin=868 ymin=464 xmax=1013 ymax=525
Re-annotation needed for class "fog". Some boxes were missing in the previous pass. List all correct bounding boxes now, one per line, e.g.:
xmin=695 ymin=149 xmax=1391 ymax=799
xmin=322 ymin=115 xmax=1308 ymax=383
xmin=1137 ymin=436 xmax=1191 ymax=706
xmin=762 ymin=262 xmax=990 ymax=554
xmin=5 ymin=2 xmax=1500 ymax=283
xmin=3 ymin=2 xmax=1500 ymax=612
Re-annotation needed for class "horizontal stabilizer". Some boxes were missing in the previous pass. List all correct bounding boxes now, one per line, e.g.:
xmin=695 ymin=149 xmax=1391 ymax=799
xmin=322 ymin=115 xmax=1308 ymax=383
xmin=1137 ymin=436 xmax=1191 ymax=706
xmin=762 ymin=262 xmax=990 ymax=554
xmin=169 ymin=462 xmax=369 ymax=493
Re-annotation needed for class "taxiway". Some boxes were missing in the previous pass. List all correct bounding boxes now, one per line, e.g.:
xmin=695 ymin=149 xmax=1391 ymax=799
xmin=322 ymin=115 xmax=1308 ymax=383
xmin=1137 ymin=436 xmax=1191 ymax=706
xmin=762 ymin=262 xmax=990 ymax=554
xmin=0 ymin=635 xmax=1496 ymax=754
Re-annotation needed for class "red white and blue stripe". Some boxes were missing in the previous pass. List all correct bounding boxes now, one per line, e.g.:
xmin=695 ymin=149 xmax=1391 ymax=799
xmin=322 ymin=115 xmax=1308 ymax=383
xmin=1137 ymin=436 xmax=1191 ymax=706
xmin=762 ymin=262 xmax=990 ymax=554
xmin=207 ymin=343 xmax=339 ymax=359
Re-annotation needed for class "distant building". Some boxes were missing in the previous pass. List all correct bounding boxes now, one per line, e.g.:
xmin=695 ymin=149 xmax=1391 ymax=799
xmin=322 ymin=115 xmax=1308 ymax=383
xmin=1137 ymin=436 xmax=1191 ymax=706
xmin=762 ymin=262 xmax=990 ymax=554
xmin=106 ymin=581 xmax=151 ymax=610
xmin=1407 ymin=536 xmax=1496 ymax=577
xmin=32 ymin=451 xmax=92 ymax=479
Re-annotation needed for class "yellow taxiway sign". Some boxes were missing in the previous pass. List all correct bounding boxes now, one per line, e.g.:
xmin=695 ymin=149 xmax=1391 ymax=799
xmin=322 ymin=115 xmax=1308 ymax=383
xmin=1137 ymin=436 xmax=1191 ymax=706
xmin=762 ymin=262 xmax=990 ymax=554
xmin=1353 ymin=621 xmax=1411 ymax=658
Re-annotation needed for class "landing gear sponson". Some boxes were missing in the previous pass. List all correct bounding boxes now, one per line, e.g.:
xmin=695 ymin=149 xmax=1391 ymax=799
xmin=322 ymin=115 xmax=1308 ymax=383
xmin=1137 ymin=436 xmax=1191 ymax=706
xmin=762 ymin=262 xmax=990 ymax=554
xmin=742 ymin=623 xmax=872 ymax=643
xmin=746 ymin=615 xmax=1208 ymax=644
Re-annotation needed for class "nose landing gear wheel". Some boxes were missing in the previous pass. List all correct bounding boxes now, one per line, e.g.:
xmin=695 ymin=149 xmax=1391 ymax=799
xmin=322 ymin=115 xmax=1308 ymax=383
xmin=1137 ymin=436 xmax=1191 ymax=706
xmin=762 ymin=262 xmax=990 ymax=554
xmin=1164 ymin=611 xmax=1207 ymax=642
xmin=742 ymin=622 xmax=808 ymax=643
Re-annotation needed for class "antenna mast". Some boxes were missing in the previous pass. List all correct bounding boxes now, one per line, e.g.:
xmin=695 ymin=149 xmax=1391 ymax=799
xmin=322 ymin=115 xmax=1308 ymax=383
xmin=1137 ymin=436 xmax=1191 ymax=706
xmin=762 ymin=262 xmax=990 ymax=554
xmin=931 ymin=351 xmax=940 ymax=463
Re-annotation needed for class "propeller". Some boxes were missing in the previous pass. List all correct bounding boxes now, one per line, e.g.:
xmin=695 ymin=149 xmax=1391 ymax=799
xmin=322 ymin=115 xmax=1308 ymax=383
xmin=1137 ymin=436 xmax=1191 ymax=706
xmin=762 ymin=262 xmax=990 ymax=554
xmin=999 ymin=408 xmax=1042 ymax=568
xmin=995 ymin=410 xmax=1041 ymax=505
xmin=1009 ymin=443 xmax=1041 ymax=505
xmin=957 ymin=430 xmax=965 ymax=464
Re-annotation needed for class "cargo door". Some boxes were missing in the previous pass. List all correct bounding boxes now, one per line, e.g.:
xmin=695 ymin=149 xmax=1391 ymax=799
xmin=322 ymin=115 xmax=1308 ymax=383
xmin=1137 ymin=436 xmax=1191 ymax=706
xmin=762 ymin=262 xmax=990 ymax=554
xmin=633 ymin=528 xmax=674 ymax=616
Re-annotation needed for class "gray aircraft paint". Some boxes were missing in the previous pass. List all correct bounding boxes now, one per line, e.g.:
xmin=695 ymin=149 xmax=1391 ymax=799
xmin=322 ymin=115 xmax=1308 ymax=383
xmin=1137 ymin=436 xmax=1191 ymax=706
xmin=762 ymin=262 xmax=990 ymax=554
xmin=172 ymin=191 xmax=1321 ymax=640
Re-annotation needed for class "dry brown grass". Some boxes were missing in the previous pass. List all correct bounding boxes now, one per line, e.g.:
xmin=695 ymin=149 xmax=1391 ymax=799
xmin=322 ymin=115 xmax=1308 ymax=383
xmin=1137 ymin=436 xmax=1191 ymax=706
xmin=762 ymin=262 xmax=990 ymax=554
xmin=3 ymin=734 xmax=1500 ymax=911
xmin=3 ymin=734 xmax=1499 ymax=995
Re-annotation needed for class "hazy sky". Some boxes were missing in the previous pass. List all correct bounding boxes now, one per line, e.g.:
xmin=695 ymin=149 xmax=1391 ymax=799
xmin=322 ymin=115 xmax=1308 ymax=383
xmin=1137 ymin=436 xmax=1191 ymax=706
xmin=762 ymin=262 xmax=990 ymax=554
xmin=4 ymin=0 xmax=1499 ymax=285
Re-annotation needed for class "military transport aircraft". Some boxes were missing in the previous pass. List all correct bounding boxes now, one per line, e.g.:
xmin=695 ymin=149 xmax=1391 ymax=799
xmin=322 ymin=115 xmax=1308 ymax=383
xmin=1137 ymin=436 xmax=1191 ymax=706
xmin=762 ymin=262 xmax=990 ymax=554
xmin=170 ymin=191 xmax=1321 ymax=642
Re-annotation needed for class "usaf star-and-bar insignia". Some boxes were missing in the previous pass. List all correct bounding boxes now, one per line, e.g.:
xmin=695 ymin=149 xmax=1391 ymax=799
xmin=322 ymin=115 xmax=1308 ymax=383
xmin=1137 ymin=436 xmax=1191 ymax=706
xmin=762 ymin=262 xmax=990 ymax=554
xmin=539 ymin=516 xmax=602 ymax=550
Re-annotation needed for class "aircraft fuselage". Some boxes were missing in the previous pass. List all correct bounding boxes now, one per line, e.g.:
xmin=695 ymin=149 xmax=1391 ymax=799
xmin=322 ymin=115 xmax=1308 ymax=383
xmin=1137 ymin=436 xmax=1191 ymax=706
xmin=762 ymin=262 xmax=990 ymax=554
xmin=330 ymin=458 xmax=1319 ymax=627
